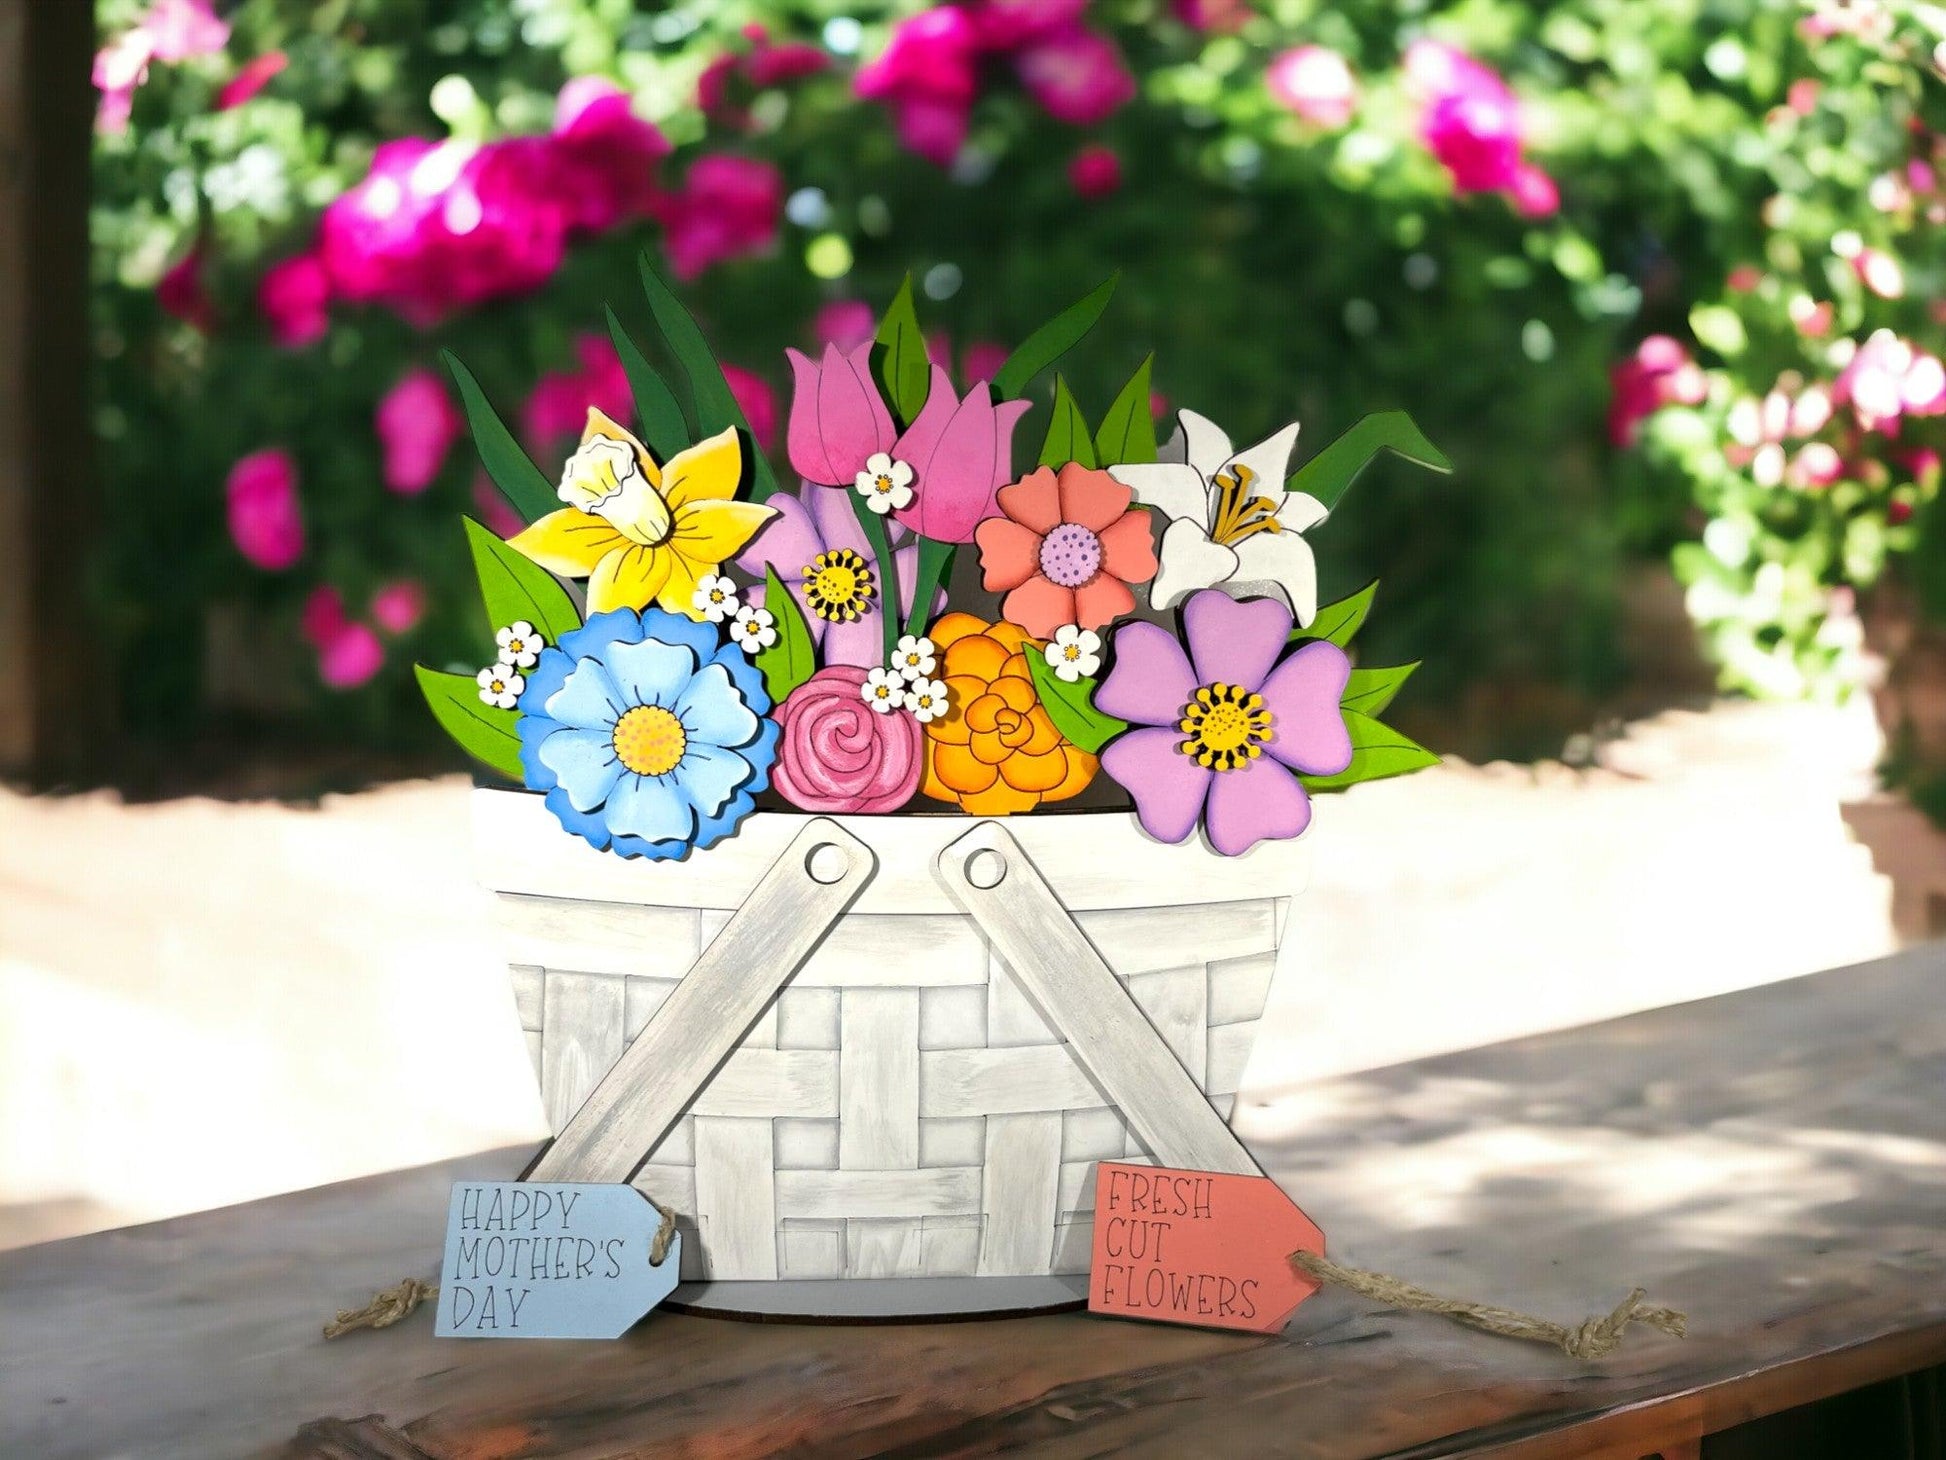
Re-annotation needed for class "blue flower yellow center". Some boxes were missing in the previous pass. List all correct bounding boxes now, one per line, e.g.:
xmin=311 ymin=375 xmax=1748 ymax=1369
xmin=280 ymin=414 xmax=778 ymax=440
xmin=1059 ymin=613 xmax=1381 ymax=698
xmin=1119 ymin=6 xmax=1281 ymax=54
xmin=1179 ymin=682 xmax=1274 ymax=772
xmin=612 ymin=704 xmax=687 ymax=777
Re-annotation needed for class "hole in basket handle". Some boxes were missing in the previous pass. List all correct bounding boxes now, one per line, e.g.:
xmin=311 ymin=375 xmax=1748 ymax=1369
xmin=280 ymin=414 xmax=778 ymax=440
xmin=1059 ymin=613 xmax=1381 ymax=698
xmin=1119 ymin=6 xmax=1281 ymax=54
xmin=965 ymin=847 xmax=1007 ymax=890
xmin=805 ymin=842 xmax=851 ymax=885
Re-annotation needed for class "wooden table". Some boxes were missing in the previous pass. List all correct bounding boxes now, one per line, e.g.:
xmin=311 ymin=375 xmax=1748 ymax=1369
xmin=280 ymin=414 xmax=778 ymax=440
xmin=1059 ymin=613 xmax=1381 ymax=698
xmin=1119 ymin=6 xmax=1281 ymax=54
xmin=6 ymin=945 xmax=1945 ymax=1460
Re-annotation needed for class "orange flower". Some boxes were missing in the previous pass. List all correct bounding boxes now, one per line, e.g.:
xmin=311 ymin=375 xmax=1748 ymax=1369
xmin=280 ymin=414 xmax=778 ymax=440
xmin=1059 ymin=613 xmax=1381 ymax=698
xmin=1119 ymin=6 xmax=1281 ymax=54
xmin=920 ymin=613 xmax=1097 ymax=815
xmin=973 ymin=463 xmax=1158 ymax=638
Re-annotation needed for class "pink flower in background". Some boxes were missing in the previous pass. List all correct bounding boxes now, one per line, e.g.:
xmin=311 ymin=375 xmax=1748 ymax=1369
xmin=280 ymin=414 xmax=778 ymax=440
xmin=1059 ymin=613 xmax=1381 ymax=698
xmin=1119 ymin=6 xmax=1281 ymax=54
xmin=1608 ymin=336 xmax=1706 ymax=447
xmin=786 ymin=341 xmax=898 ymax=484
xmin=747 ymin=35 xmax=831 ymax=88
xmin=218 ymin=51 xmax=288 ymax=109
xmin=1853 ymin=248 xmax=1905 ymax=299
xmin=1068 ymin=144 xmax=1123 ymax=198
xmin=315 ymin=138 xmax=453 ymax=316
xmin=1787 ymin=78 xmax=1821 ymax=115
xmin=93 ymin=0 xmax=230 ymax=131
xmin=300 ymin=585 xmax=347 ymax=648
xmin=472 ymin=474 xmax=526 ymax=539
xmin=854 ymin=7 xmax=980 ymax=165
xmin=376 ymin=368 xmax=462 ymax=494
xmin=226 ymin=449 xmax=304 ymax=571
xmin=550 ymin=78 xmax=669 ymax=233
xmin=93 ymin=28 xmax=153 ymax=134
xmin=258 ymin=252 xmax=331 ymax=347
xmin=1016 ymin=27 xmax=1137 ymax=126
xmin=700 ymin=28 xmax=830 ymax=123
xmin=1405 ymin=39 xmax=1554 ymax=214
xmin=158 ymin=247 xmax=214 ymax=333
xmin=963 ymin=341 xmax=1009 ymax=383
xmin=522 ymin=335 xmax=633 ymax=454
xmin=1508 ymin=161 xmax=1560 ymax=218
xmin=1834 ymin=330 xmax=1946 ymax=431
xmin=890 ymin=366 xmax=1034 ymax=543
xmin=145 ymin=0 xmax=229 ymax=62
xmin=1266 ymin=46 xmax=1358 ymax=128
xmin=653 ymin=155 xmax=783 ymax=280
xmin=723 ymin=364 xmax=779 ymax=453
xmin=1727 ymin=265 xmax=1763 ymax=292
xmin=370 ymin=580 xmax=428 ymax=636
xmin=1173 ymin=0 xmax=1253 ymax=29
xmin=815 ymin=299 xmax=876 ymax=350
xmin=964 ymin=0 xmax=1088 ymax=49
xmin=318 ymin=622 xmax=385 ymax=689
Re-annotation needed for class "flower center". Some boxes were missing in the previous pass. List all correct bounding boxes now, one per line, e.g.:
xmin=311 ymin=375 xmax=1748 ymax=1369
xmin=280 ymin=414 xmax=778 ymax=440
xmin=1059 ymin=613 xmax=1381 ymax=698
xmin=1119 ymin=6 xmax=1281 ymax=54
xmin=1038 ymin=523 xmax=1103 ymax=588
xmin=612 ymin=704 xmax=687 ymax=778
xmin=803 ymin=550 xmax=877 ymax=622
xmin=1179 ymin=682 xmax=1274 ymax=772
xmin=1209 ymin=464 xmax=1283 ymax=547
xmin=1062 ymin=644 xmax=1082 ymax=661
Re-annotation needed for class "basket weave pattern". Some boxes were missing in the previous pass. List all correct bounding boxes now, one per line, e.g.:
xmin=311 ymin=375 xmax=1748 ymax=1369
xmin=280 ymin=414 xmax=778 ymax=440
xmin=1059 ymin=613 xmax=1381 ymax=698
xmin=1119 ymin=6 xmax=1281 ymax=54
xmin=500 ymin=892 xmax=1284 ymax=1281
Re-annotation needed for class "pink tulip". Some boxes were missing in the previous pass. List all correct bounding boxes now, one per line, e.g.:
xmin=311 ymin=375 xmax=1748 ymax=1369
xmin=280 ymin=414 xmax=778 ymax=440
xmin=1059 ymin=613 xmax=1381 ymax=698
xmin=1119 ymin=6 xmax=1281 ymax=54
xmin=258 ymin=252 xmax=331 ymax=348
xmin=815 ymin=300 xmax=876 ymax=350
xmin=890 ymin=367 xmax=1033 ymax=543
xmin=653 ymin=154 xmax=782 ymax=280
xmin=1015 ymin=26 xmax=1137 ymax=126
xmin=1068 ymin=144 xmax=1123 ymax=199
xmin=218 ymin=51 xmax=287 ymax=109
xmin=376 ymin=367 xmax=462 ymax=494
xmin=226 ymin=449 xmax=304 ymax=570
xmin=786 ymin=341 xmax=898 ymax=485
xmin=371 ymin=580 xmax=428 ymax=636
xmin=1266 ymin=46 xmax=1358 ymax=128
xmin=723 ymin=364 xmax=779 ymax=454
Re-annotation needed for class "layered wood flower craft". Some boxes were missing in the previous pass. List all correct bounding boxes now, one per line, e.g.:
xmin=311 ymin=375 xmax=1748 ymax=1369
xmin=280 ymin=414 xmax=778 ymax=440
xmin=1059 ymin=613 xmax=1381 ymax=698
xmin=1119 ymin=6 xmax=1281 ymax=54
xmin=419 ymin=267 xmax=1452 ymax=860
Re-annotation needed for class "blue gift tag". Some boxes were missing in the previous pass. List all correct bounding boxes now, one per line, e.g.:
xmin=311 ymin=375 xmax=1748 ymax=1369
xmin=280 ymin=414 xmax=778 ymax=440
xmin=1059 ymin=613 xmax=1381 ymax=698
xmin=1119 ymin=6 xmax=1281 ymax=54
xmin=434 ymin=1181 xmax=680 ymax=1340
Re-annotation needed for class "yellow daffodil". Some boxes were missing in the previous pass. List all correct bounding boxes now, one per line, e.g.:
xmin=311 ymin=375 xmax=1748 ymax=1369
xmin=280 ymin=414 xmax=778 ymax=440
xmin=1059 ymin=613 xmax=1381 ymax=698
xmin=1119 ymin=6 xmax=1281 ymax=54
xmin=508 ymin=409 xmax=777 ymax=617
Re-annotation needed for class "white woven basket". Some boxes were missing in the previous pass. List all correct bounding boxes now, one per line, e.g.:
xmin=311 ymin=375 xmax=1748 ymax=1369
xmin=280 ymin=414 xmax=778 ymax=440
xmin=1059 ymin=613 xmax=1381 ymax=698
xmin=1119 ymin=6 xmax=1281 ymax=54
xmin=473 ymin=787 xmax=1308 ymax=1284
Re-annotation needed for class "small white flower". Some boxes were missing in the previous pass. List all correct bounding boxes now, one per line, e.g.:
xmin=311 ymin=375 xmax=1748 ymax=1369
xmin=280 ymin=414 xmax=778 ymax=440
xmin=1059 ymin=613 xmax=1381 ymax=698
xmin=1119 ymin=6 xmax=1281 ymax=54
xmin=494 ymin=620 xmax=545 ymax=668
xmin=861 ymin=666 xmax=904 ymax=714
xmin=1044 ymin=625 xmax=1102 ymax=682
xmin=691 ymin=573 xmax=741 ymax=623
xmin=903 ymin=676 xmax=951 ymax=724
xmin=891 ymin=633 xmax=937 ymax=681
xmin=476 ymin=661 xmax=524 ymax=709
xmin=853 ymin=452 xmax=915 ymax=515
xmin=729 ymin=604 xmax=777 ymax=654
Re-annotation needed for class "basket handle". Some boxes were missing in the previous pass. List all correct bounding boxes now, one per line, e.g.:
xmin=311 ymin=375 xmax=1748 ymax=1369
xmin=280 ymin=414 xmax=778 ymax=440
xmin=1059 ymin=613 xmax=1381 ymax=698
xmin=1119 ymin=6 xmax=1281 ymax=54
xmin=934 ymin=821 xmax=1261 ymax=1178
xmin=528 ymin=818 xmax=877 ymax=1184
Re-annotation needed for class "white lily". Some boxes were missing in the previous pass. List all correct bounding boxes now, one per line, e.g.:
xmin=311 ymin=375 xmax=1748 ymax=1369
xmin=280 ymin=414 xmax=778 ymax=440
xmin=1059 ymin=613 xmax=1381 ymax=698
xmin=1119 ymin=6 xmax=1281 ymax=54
xmin=1108 ymin=409 xmax=1327 ymax=624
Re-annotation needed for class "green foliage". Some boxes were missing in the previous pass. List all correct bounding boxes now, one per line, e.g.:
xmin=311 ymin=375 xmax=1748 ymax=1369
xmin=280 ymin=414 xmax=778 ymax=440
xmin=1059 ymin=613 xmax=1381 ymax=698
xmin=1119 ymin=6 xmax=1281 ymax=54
xmin=1289 ymin=413 xmax=1451 ymax=512
xmin=605 ymin=309 xmax=689 ymax=462
xmin=445 ymin=353 xmax=555 ymax=524
xmin=1095 ymin=356 xmax=1157 ymax=468
xmin=992 ymin=275 xmax=1119 ymax=401
xmin=461 ymin=518 xmax=581 ymax=647
xmin=753 ymin=565 xmax=816 ymax=704
xmin=413 ymin=666 xmax=524 ymax=780
xmin=1341 ymin=662 xmax=1419 ymax=717
xmin=1301 ymin=711 xmax=1441 ymax=792
xmin=1026 ymin=651 xmax=1128 ymax=755
xmin=873 ymin=274 xmax=932 ymax=428
xmin=1302 ymin=583 xmax=1378 ymax=649
xmin=1038 ymin=377 xmax=1097 ymax=469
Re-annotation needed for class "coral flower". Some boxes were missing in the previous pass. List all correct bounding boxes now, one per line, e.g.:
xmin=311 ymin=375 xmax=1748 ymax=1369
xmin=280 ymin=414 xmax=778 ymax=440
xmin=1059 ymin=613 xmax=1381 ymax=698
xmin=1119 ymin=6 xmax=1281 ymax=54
xmin=920 ymin=613 xmax=1096 ymax=815
xmin=509 ymin=408 xmax=775 ymax=617
xmin=890 ymin=366 xmax=1033 ymax=543
xmin=974 ymin=463 xmax=1157 ymax=636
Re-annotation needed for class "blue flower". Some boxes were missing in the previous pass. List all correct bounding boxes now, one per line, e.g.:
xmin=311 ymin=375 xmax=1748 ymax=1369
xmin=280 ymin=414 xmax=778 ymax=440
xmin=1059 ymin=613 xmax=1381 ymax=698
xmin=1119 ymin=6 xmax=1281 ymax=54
xmin=517 ymin=606 xmax=779 ymax=861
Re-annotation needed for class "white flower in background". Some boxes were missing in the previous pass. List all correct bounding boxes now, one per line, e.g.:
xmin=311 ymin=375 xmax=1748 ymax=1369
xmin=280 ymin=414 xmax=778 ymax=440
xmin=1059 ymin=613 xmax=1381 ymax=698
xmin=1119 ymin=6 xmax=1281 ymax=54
xmin=861 ymin=666 xmax=905 ymax=714
xmin=691 ymin=572 xmax=741 ymax=623
xmin=729 ymin=604 xmax=777 ymax=654
xmin=494 ymin=620 xmax=545 ymax=668
xmin=476 ymin=662 xmax=524 ymax=709
xmin=903 ymin=676 xmax=951 ymax=723
xmin=853 ymin=452 xmax=915 ymax=515
xmin=1108 ymin=409 xmax=1326 ymax=625
xmin=891 ymin=633 xmax=937 ymax=681
xmin=1043 ymin=625 xmax=1102 ymax=682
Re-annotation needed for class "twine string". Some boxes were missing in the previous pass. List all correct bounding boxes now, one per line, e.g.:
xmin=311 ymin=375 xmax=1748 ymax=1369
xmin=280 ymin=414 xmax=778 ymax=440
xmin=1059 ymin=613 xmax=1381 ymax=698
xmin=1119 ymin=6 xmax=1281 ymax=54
xmin=1289 ymin=1248 xmax=1687 ymax=1361
xmin=322 ymin=1195 xmax=678 ymax=1339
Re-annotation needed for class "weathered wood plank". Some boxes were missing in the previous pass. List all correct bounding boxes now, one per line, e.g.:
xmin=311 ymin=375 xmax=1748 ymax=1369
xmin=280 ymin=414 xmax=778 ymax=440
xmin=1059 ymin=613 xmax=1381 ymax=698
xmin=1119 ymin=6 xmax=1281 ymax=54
xmin=687 ymin=1049 xmax=838 ymax=1119
xmin=772 ymin=1167 xmax=981 ymax=1219
xmin=1126 ymin=966 xmax=1208 ymax=1088
xmin=691 ymin=1118 xmax=776 ymax=1280
xmin=977 ymin=1112 xmax=1062 ymax=1276
xmin=919 ymin=1045 xmax=1102 ymax=1118
xmin=537 ymin=971 xmax=625 ymax=1135
xmin=838 ymin=989 xmax=920 ymax=1170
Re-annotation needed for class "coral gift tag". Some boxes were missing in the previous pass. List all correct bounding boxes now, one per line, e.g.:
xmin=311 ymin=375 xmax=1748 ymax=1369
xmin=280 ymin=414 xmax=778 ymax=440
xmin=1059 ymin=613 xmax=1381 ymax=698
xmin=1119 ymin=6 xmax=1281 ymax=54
xmin=1088 ymin=1162 xmax=1326 ymax=1334
xmin=435 ymin=1182 xmax=680 ymax=1340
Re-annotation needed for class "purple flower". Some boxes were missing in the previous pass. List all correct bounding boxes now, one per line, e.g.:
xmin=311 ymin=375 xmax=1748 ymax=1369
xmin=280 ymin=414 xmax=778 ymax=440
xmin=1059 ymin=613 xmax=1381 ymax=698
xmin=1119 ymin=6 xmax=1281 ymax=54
xmin=1095 ymin=591 xmax=1353 ymax=857
xmin=737 ymin=485 xmax=942 ymax=668
xmin=785 ymin=341 xmax=898 ymax=486
xmin=1014 ymin=26 xmax=1137 ymax=127
xmin=889 ymin=366 xmax=1032 ymax=543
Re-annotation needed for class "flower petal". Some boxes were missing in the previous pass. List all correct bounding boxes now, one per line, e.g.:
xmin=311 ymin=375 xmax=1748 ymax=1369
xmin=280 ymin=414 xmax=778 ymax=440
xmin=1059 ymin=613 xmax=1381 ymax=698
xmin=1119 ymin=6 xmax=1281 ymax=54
xmin=604 ymin=772 xmax=697 ymax=844
xmin=1094 ymin=619 xmax=1196 ymax=726
xmin=659 ymin=427 xmax=745 ymax=509
xmin=671 ymin=499 xmax=778 ymax=562
xmin=1108 ymin=463 xmax=1209 ymax=526
xmin=1258 ymin=641 xmax=1354 ymax=775
xmin=976 ymin=516 xmax=1044 ymax=592
xmin=1071 ymin=574 xmax=1135 ymax=630
xmin=1204 ymin=756 xmax=1312 ymax=856
xmin=1101 ymin=726 xmax=1209 ymax=844
xmin=580 ymin=406 xmax=661 ymax=488
xmin=509 ymin=508 xmax=628 ymax=578
xmin=1276 ymin=490 xmax=1329 ymax=535
xmin=678 ymin=740 xmax=754 ymax=816
xmin=1150 ymin=520 xmax=1237 ymax=610
xmin=1229 ymin=526 xmax=1321 ymax=626
xmin=997 ymin=467 xmax=1062 ymax=534
xmin=545 ymin=658 xmax=624 ymax=731
xmin=587 ymin=544 xmax=673 ymax=613
xmin=1183 ymin=589 xmax=1293 ymax=692
xmin=737 ymin=489 xmax=823 ymax=581
xmin=821 ymin=607 xmax=884 ymax=669
xmin=1096 ymin=509 xmax=1158 ymax=585
xmin=537 ymin=728 xmax=626 ymax=812
xmin=602 ymin=636 xmax=697 ymax=710
xmin=1176 ymin=409 xmax=1234 ymax=479
xmin=1056 ymin=463 xmax=1133 ymax=530
xmin=673 ymin=660 xmax=762 ymax=747
xmin=1001 ymin=575 xmax=1079 ymax=639
xmin=1223 ymin=421 xmax=1301 ymax=500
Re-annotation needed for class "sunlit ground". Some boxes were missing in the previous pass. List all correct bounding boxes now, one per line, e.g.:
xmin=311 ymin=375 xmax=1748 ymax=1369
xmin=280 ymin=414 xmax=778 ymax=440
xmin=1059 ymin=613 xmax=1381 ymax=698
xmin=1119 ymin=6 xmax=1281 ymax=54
xmin=1 ymin=695 xmax=1929 ymax=1249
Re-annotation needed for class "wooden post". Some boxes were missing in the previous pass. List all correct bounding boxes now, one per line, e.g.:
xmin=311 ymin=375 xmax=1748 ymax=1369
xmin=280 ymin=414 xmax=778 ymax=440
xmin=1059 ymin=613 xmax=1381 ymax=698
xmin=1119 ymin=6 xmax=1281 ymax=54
xmin=0 ymin=2 xmax=103 ymax=777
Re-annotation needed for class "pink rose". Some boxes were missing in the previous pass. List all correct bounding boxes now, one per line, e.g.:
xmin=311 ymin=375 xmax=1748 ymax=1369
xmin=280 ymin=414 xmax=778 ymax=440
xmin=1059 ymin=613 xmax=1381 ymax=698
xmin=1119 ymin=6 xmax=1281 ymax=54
xmin=1266 ymin=46 xmax=1358 ymax=128
xmin=258 ymin=251 xmax=331 ymax=347
xmin=772 ymin=667 xmax=924 ymax=813
xmin=218 ymin=51 xmax=287 ymax=109
xmin=964 ymin=0 xmax=1088 ymax=49
xmin=145 ymin=0 xmax=229 ymax=62
xmin=376 ymin=367 xmax=462 ymax=494
xmin=550 ymin=78 xmax=670 ymax=234
xmin=300 ymin=585 xmax=347 ymax=648
xmin=722 ymin=363 xmax=778 ymax=453
xmin=855 ymin=7 xmax=981 ymax=165
xmin=1015 ymin=27 xmax=1137 ymax=126
xmin=1068 ymin=144 xmax=1123 ymax=199
xmin=653 ymin=154 xmax=782 ymax=280
xmin=226 ymin=449 xmax=304 ymax=570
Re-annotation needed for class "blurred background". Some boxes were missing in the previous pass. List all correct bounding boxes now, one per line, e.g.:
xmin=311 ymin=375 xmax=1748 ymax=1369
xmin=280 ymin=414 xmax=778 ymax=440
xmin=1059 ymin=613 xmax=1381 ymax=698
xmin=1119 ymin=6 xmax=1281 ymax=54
xmin=4 ymin=0 xmax=1946 ymax=1246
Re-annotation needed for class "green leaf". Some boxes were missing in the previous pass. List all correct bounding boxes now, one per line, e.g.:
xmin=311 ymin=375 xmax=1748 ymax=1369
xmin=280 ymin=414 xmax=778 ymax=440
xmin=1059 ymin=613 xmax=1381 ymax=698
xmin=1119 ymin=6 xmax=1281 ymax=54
xmin=1341 ymin=662 xmax=1418 ymax=717
xmin=638 ymin=254 xmax=779 ymax=502
xmin=872 ymin=273 xmax=932 ymax=427
xmin=1300 ymin=710 xmax=1439 ymax=792
xmin=992 ymin=274 xmax=1119 ymax=400
xmin=1688 ymin=303 xmax=1747 ymax=357
xmin=1026 ymin=650 xmax=1128 ymax=755
xmin=753 ymin=564 xmax=816 ymax=703
xmin=903 ymin=537 xmax=954 ymax=638
xmin=1094 ymin=354 xmax=1156 ymax=466
xmin=1286 ymin=411 xmax=1451 ymax=512
xmin=847 ymin=490 xmax=903 ymax=661
xmin=415 ymin=665 xmax=524 ymax=780
xmin=1038 ymin=376 xmax=1098 ymax=469
xmin=605 ymin=308 xmax=689 ymax=461
xmin=442 ymin=350 xmax=556 ymax=524
xmin=1300 ymin=581 xmax=1377 ymax=647
xmin=462 ymin=517 xmax=582 ymax=647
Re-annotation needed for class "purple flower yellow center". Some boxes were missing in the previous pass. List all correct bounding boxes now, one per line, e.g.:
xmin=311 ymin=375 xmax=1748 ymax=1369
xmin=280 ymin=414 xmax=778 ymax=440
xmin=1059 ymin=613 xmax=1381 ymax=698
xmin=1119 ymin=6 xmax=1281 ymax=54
xmin=612 ymin=704 xmax=687 ymax=777
xmin=1209 ymin=464 xmax=1283 ymax=548
xmin=1038 ymin=522 xmax=1103 ymax=588
xmin=803 ymin=549 xmax=877 ymax=622
xmin=1178 ymin=682 xmax=1275 ymax=772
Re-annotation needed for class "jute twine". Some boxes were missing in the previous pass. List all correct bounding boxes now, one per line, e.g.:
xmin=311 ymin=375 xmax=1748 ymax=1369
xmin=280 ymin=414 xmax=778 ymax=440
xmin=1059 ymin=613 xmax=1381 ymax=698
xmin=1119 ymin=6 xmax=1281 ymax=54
xmin=322 ymin=1195 xmax=678 ymax=1340
xmin=1288 ymin=1248 xmax=1687 ymax=1360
